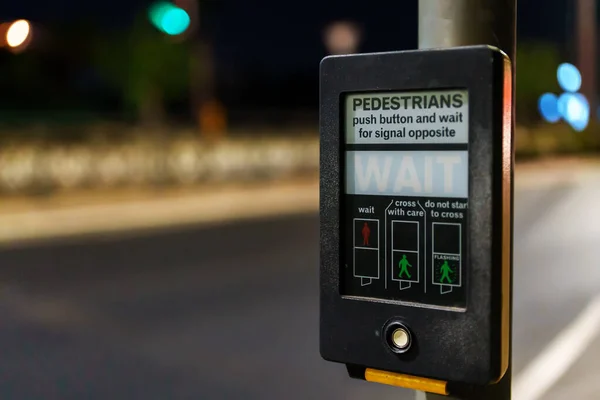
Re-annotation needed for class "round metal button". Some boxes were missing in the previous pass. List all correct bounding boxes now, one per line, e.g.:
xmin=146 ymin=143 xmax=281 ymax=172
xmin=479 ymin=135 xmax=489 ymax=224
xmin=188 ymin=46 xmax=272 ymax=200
xmin=391 ymin=327 xmax=410 ymax=349
xmin=383 ymin=320 xmax=413 ymax=354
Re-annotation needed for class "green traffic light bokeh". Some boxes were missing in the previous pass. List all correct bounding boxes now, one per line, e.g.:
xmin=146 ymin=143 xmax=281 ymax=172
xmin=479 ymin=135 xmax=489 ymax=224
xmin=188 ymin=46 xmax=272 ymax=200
xmin=148 ymin=1 xmax=191 ymax=35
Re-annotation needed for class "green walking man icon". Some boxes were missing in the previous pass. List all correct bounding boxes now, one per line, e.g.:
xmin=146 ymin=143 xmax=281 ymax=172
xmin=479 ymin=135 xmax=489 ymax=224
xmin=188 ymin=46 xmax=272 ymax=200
xmin=439 ymin=260 xmax=454 ymax=284
xmin=398 ymin=255 xmax=412 ymax=279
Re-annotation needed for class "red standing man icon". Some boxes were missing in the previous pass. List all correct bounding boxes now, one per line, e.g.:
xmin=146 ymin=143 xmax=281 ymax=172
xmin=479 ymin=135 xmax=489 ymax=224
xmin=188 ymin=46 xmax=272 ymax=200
xmin=361 ymin=222 xmax=371 ymax=246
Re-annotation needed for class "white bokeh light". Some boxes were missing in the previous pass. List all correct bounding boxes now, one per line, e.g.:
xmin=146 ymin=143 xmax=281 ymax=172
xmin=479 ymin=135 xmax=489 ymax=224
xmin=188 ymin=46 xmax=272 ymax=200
xmin=566 ymin=96 xmax=585 ymax=121
xmin=6 ymin=20 xmax=31 ymax=48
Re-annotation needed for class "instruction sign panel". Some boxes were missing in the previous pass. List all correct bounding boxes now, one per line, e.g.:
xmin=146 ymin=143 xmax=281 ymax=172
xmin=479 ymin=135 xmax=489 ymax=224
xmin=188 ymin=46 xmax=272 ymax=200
xmin=345 ymin=90 xmax=469 ymax=144
xmin=342 ymin=89 xmax=468 ymax=308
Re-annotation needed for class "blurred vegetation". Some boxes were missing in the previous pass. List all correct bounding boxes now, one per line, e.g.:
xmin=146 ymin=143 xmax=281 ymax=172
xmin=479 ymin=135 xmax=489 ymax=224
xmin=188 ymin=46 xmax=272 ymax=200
xmin=512 ymin=41 xmax=600 ymax=159
xmin=516 ymin=42 xmax=561 ymax=125
xmin=516 ymin=122 xmax=600 ymax=159
xmin=92 ymin=14 xmax=193 ymax=127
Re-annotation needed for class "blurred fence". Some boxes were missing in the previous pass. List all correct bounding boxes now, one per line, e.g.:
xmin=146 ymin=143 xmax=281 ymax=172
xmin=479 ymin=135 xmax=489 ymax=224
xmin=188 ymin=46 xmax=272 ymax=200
xmin=0 ymin=134 xmax=319 ymax=195
xmin=0 ymin=122 xmax=599 ymax=196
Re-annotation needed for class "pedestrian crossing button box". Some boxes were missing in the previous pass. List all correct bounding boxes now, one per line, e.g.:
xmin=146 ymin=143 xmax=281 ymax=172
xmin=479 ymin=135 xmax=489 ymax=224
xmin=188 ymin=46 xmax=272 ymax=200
xmin=319 ymin=46 xmax=513 ymax=387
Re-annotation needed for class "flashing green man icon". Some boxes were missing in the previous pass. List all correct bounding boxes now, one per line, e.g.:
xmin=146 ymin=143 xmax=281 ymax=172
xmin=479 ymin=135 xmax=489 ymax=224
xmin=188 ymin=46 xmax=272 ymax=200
xmin=439 ymin=260 xmax=455 ymax=284
xmin=398 ymin=254 xmax=412 ymax=279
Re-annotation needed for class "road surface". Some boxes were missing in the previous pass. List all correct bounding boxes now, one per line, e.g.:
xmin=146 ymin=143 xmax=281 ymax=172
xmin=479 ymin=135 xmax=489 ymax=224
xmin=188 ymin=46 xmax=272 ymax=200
xmin=0 ymin=173 xmax=598 ymax=399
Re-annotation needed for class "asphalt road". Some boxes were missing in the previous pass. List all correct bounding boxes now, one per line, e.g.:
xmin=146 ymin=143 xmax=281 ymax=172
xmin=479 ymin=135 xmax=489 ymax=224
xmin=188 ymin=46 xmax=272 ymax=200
xmin=0 ymin=176 xmax=598 ymax=399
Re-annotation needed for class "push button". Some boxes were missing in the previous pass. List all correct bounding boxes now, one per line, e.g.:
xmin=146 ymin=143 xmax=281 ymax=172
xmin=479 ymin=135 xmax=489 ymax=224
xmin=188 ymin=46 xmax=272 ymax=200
xmin=392 ymin=327 xmax=410 ymax=349
xmin=383 ymin=320 xmax=412 ymax=354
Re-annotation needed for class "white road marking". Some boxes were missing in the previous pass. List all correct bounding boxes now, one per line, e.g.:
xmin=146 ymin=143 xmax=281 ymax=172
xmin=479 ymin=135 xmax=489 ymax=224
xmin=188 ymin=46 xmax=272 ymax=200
xmin=513 ymin=294 xmax=600 ymax=400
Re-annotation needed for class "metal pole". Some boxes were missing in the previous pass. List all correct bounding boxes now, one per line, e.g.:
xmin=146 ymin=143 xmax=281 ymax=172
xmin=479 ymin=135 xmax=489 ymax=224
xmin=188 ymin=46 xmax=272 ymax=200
xmin=576 ymin=0 xmax=597 ymax=109
xmin=417 ymin=0 xmax=516 ymax=399
xmin=419 ymin=0 xmax=516 ymax=57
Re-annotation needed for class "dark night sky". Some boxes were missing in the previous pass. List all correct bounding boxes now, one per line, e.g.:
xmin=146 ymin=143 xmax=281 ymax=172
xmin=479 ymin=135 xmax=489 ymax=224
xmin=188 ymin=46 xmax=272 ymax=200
xmin=0 ymin=0 xmax=576 ymax=73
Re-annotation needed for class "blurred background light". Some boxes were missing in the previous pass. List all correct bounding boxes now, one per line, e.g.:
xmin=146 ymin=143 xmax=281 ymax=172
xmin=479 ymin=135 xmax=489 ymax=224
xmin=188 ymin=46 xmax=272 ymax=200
xmin=557 ymin=63 xmax=582 ymax=93
xmin=323 ymin=21 xmax=361 ymax=55
xmin=6 ymin=19 xmax=31 ymax=48
xmin=149 ymin=2 xmax=173 ymax=28
xmin=160 ymin=7 xmax=190 ymax=35
xmin=538 ymin=93 xmax=561 ymax=122
xmin=564 ymin=93 xmax=590 ymax=131
xmin=149 ymin=1 xmax=190 ymax=35
xmin=557 ymin=92 xmax=571 ymax=117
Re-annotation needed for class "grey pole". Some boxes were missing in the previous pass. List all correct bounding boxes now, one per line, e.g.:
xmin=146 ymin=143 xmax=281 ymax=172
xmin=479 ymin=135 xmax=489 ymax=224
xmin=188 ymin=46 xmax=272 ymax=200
xmin=576 ymin=0 xmax=597 ymax=109
xmin=417 ymin=1 xmax=516 ymax=399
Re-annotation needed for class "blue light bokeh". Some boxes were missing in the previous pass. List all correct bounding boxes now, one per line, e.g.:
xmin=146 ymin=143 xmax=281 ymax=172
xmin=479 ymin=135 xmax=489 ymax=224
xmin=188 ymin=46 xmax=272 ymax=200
xmin=557 ymin=92 xmax=570 ymax=117
xmin=536 ymin=63 xmax=591 ymax=132
xmin=557 ymin=63 xmax=582 ymax=93
xmin=564 ymin=93 xmax=589 ymax=131
xmin=160 ymin=7 xmax=190 ymax=35
xmin=148 ymin=1 xmax=190 ymax=35
xmin=538 ymin=93 xmax=561 ymax=123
